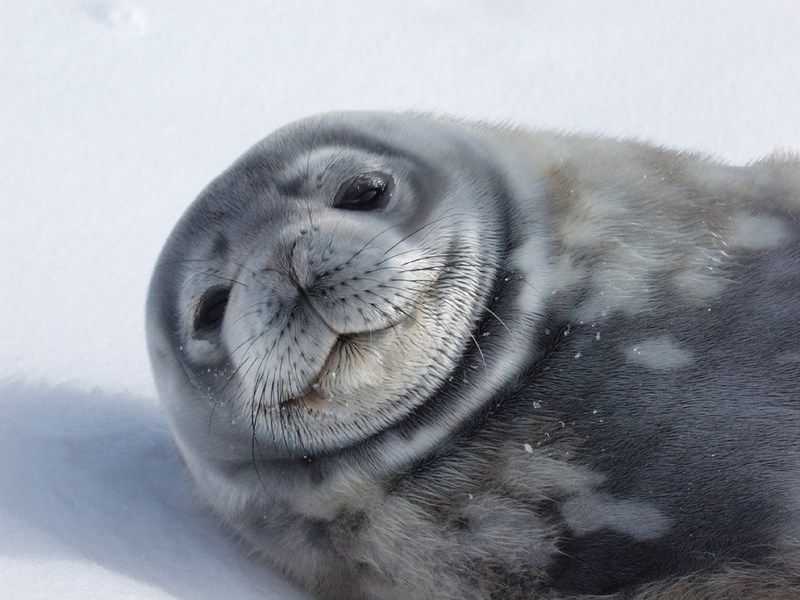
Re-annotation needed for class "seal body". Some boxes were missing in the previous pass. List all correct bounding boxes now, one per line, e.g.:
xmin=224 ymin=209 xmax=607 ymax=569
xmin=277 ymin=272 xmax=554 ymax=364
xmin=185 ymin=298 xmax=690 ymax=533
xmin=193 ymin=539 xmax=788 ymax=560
xmin=147 ymin=113 xmax=800 ymax=599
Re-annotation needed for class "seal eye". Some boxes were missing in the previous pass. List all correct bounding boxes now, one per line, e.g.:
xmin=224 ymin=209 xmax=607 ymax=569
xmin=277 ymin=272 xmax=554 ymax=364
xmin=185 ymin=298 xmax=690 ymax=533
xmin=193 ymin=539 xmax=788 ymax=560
xmin=334 ymin=171 xmax=394 ymax=211
xmin=194 ymin=287 xmax=230 ymax=339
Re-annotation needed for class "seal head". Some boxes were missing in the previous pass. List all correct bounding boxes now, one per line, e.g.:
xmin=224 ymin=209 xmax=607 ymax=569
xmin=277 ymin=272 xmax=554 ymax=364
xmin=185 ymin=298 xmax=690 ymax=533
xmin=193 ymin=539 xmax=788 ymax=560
xmin=147 ymin=113 xmax=546 ymax=471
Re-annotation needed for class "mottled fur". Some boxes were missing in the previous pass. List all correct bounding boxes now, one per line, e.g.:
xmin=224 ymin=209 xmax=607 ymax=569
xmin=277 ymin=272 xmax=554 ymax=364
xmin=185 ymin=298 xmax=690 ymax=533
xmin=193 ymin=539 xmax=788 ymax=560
xmin=147 ymin=113 xmax=800 ymax=598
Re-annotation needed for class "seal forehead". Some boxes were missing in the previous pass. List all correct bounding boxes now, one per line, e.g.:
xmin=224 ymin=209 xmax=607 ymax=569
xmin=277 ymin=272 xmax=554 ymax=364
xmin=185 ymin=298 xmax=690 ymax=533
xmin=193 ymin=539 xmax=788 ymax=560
xmin=178 ymin=118 xmax=469 ymax=250
xmin=262 ymin=112 xmax=454 ymax=166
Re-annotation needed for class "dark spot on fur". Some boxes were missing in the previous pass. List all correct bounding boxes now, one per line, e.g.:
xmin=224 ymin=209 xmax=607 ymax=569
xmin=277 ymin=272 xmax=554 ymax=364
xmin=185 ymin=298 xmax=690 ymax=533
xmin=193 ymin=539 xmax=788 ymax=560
xmin=305 ymin=518 xmax=332 ymax=548
xmin=211 ymin=234 xmax=229 ymax=259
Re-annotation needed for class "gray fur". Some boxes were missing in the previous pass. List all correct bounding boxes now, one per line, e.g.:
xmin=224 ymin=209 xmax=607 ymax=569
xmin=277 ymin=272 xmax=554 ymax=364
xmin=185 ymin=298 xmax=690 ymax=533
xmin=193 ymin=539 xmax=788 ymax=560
xmin=147 ymin=112 xmax=800 ymax=598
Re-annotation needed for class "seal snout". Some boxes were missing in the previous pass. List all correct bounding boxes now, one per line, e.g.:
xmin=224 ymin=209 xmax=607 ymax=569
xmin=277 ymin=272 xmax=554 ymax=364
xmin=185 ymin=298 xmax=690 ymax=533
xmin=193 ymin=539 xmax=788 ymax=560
xmin=211 ymin=217 xmax=439 ymax=412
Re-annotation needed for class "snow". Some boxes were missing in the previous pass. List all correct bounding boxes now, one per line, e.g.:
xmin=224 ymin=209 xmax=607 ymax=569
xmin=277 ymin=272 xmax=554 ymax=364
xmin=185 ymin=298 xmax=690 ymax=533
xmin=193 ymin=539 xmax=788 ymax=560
xmin=1 ymin=1 xmax=798 ymax=598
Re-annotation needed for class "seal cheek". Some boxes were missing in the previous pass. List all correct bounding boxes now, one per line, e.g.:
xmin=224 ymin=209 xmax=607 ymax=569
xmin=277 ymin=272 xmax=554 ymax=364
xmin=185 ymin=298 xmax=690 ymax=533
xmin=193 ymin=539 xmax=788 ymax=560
xmin=288 ymin=225 xmax=437 ymax=336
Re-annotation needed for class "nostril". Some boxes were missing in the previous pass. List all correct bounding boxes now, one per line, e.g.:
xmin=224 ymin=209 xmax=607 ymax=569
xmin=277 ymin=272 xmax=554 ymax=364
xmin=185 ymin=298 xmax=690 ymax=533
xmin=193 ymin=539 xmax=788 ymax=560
xmin=193 ymin=287 xmax=230 ymax=339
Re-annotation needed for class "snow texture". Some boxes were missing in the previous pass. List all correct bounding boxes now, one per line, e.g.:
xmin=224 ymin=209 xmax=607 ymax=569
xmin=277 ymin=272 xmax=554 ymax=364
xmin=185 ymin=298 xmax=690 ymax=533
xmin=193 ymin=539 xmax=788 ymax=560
xmin=2 ymin=1 xmax=798 ymax=598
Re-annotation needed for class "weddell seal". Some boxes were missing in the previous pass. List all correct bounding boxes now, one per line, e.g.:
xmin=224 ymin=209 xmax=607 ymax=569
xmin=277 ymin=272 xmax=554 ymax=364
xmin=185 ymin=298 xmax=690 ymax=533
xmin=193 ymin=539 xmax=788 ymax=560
xmin=146 ymin=112 xmax=800 ymax=599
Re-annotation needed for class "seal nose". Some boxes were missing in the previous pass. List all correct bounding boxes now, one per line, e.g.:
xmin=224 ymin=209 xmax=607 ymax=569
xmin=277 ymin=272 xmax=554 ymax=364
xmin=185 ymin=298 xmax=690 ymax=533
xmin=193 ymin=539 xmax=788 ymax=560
xmin=286 ymin=230 xmax=356 ymax=335
xmin=287 ymin=230 xmax=328 ymax=297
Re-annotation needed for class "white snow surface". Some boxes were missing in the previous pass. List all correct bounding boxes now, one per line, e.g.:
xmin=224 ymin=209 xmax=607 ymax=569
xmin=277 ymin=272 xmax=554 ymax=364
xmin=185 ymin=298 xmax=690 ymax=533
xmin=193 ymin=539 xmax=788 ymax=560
xmin=2 ymin=1 xmax=798 ymax=598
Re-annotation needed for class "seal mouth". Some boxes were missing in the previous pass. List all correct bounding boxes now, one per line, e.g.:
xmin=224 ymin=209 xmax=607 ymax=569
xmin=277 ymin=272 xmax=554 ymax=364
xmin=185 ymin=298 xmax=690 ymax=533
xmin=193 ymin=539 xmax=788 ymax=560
xmin=279 ymin=265 xmax=447 ymax=411
xmin=279 ymin=336 xmax=346 ymax=410
xmin=279 ymin=325 xmax=399 ymax=410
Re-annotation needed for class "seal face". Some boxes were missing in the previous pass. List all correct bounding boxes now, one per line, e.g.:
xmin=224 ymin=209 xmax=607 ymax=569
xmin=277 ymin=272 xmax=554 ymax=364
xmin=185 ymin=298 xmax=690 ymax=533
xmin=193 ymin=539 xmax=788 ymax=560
xmin=148 ymin=114 xmax=537 ymax=463
xmin=148 ymin=113 xmax=800 ymax=599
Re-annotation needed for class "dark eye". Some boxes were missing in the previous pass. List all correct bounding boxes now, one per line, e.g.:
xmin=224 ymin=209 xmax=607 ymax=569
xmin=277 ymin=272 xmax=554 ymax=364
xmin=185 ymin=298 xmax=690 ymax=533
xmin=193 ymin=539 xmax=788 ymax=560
xmin=334 ymin=171 xmax=394 ymax=211
xmin=193 ymin=287 xmax=230 ymax=339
